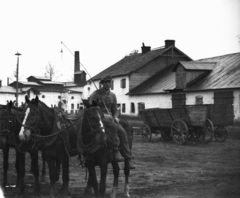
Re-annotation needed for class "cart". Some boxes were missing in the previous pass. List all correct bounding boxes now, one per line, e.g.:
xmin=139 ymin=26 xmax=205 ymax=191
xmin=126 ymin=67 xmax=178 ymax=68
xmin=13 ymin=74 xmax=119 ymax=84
xmin=207 ymin=104 xmax=233 ymax=142
xmin=139 ymin=105 xmax=214 ymax=144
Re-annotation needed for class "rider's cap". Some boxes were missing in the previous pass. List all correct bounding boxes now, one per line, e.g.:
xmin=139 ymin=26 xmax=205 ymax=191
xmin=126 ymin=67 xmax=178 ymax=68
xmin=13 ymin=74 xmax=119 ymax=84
xmin=100 ymin=75 xmax=112 ymax=84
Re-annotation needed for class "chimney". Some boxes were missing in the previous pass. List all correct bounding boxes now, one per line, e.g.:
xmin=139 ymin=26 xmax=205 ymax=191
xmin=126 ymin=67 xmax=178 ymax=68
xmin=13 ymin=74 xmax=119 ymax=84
xmin=141 ymin=43 xmax=151 ymax=54
xmin=165 ymin=40 xmax=175 ymax=48
xmin=7 ymin=77 xmax=9 ymax=85
xmin=74 ymin=51 xmax=80 ymax=72
xmin=0 ymin=80 xmax=2 ymax=87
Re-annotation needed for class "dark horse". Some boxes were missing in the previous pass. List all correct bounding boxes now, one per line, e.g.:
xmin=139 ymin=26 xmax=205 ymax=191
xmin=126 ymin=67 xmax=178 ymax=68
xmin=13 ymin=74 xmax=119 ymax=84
xmin=19 ymin=96 xmax=82 ymax=198
xmin=0 ymin=101 xmax=46 ymax=196
xmin=78 ymin=99 xmax=132 ymax=198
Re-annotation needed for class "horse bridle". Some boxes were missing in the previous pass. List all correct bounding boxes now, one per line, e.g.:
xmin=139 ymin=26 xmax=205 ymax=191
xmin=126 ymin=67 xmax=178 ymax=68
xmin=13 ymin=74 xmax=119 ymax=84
xmin=21 ymin=106 xmax=41 ymax=139
xmin=84 ymin=107 xmax=105 ymax=134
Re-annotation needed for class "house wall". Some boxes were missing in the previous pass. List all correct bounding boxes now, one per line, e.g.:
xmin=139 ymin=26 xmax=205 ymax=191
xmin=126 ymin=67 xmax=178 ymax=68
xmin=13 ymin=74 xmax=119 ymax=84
xmin=234 ymin=90 xmax=240 ymax=125
xmin=0 ymin=93 xmax=16 ymax=105
xmin=185 ymin=91 xmax=214 ymax=105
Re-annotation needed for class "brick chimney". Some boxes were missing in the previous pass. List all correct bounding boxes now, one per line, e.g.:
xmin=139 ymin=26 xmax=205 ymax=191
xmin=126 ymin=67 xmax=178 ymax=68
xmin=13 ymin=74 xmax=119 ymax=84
xmin=74 ymin=51 xmax=80 ymax=72
xmin=74 ymin=51 xmax=86 ymax=85
xmin=165 ymin=40 xmax=175 ymax=48
xmin=141 ymin=43 xmax=151 ymax=54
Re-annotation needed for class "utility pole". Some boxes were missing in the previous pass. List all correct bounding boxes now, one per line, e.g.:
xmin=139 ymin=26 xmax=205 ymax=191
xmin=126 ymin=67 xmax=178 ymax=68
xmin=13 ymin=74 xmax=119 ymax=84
xmin=15 ymin=52 xmax=21 ymax=107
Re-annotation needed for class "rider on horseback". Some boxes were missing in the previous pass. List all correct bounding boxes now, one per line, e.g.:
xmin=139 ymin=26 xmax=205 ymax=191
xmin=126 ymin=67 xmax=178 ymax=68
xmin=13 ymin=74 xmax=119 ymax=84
xmin=89 ymin=75 xmax=135 ymax=169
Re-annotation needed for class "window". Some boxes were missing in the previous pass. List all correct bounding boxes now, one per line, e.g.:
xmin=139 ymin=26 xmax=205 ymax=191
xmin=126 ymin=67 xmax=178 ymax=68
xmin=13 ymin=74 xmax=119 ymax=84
xmin=71 ymin=96 xmax=74 ymax=99
xmin=196 ymin=95 xmax=203 ymax=105
xmin=130 ymin=102 xmax=135 ymax=113
xmin=122 ymin=103 xmax=126 ymax=113
xmin=71 ymin=103 xmax=74 ymax=109
xmin=120 ymin=78 xmax=126 ymax=88
xmin=42 ymin=95 xmax=45 ymax=98
xmin=58 ymin=96 xmax=61 ymax=99
xmin=77 ymin=104 xmax=80 ymax=109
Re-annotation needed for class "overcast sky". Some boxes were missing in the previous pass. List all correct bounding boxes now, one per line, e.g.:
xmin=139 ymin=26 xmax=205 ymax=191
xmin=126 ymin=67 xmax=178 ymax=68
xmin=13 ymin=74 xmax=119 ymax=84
xmin=0 ymin=0 xmax=239 ymax=85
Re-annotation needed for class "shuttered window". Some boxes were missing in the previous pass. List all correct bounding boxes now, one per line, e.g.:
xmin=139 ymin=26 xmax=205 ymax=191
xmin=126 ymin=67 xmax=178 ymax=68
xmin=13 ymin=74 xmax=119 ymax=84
xmin=122 ymin=103 xmax=126 ymax=113
xmin=121 ymin=78 xmax=126 ymax=88
xmin=131 ymin=102 xmax=135 ymax=113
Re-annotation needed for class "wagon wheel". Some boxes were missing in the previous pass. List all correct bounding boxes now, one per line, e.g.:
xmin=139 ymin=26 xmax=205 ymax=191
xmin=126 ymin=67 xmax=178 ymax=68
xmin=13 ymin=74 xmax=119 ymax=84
xmin=171 ymin=119 xmax=189 ymax=144
xmin=161 ymin=130 xmax=172 ymax=141
xmin=214 ymin=126 xmax=228 ymax=142
xmin=141 ymin=125 xmax=152 ymax=142
xmin=197 ymin=119 xmax=214 ymax=143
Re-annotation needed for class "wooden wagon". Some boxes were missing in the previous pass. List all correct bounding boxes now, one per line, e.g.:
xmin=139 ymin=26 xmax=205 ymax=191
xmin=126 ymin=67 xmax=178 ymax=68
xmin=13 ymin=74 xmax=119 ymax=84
xmin=207 ymin=104 xmax=234 ymax=142
xmin=139 ymin=105 xmax=214 ymax=144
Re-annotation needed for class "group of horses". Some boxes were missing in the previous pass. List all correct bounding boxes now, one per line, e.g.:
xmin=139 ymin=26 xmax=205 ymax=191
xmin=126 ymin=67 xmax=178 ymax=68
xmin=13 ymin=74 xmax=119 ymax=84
xmin=0 ymin=96 xmax=133 ymax=198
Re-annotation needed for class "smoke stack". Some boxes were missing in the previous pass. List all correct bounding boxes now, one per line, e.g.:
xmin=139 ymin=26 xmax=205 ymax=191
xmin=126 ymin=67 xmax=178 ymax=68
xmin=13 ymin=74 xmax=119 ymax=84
xmin=74 ymin=51 xmax=80 ymax=72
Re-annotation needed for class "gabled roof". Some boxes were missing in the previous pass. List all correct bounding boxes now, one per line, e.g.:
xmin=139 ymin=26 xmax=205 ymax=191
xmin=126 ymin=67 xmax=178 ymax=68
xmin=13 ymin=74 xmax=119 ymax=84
xmin=0 ymin=86 xmax=18 ymax=93
xmin=128 ymin=64 xmax=176 ymax=95
xmin=128 ymin=52 xmax=240 ymax=95
xmin=39 ymin=81 xmax=64 ymax=85
xmin=27 ymin=76 xmax=51 ymax=81
xmin=174 ymin=61 xmax=216 ymax=71
xmin=8 ymin=81 xmax=42 ymax=87
xmin=186 ymin=52 xmax=240 ymax=90
xmin=90 ymin=46 xmax=191 ymax=81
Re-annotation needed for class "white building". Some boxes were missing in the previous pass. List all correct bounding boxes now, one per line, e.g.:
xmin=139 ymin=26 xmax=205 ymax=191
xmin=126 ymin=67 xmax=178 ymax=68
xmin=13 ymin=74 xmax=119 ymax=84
xmin=86 ymin=40 xmax=240 ymax=125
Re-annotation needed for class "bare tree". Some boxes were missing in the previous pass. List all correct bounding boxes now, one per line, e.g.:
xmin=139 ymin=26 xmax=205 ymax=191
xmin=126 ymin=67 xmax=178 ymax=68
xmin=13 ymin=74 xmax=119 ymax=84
xmin=9 ymin=68 xmax=23 ymax=83
xmin=44 ymin=62 xmax=57 ymax=80
xmin=129 ymin=50 xmax=138 ymax=56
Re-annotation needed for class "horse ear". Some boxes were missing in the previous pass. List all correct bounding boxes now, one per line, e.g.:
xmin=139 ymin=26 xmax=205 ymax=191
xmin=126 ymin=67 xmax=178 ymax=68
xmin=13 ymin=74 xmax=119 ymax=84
xmin=35 ymin=96 xmax=39 ymax=103
xmin=8 ymin=101 xmax=13 ymax=110
xmin=25 ymin=95 xmax=30 ymax=103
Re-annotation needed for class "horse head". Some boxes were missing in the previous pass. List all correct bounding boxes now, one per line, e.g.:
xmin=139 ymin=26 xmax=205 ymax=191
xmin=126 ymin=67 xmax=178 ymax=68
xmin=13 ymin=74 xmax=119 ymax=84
xmin=82 ymin=99 xmax=105 ymax=134
xmin=19 ymin=96 xmax=40 ymax=142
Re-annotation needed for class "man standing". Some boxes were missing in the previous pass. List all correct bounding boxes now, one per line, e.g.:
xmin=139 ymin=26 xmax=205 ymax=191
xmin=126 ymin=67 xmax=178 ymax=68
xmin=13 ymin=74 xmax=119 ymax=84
xmin=89 ymin=75 xmax=135 ymax=169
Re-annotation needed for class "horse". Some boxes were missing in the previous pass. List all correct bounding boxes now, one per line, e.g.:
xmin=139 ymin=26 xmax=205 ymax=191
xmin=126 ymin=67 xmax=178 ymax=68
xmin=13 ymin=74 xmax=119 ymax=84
xmin=19 ymin=96 xmax=83 ymax=198
xmin=0 ymin=101 xmax=46 ymax=196
xmin=78 ymin=99 xmax=133 ymax=198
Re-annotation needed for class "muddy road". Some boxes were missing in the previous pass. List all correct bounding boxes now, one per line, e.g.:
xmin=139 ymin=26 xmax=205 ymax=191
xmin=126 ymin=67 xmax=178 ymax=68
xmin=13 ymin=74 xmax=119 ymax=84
xmin=1 ymin=132 xmax=240 ymax=198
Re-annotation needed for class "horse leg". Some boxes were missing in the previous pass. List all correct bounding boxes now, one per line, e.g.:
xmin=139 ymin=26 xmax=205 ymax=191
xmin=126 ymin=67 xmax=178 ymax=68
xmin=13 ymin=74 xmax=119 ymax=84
xmin=29 ymin=150 xmax=41 ymax=193
xmin=83 ymin=168 xmax=93 ymax=196
xmin=88 ymin=166 xmax=99 ymax=197
xmin=1 ymin=146 xmax=9 ymax=189
xmin=46 ymin=157 xmax=58 ymax=198
xmin=60 ymin=154 xmax=71 ymax=196
xmin=99 ymin=162 xmax=108 ymax=198
xmin=55 ymin=157 xmax=61 ymax=182
xmin=41 ymin=151 xmax=46 ymax=178
xmin=123 ymin=159 xmax=130 ymax=197
xmin=16 ymin=151 xmax=25 ymax=195
xmin=110 ymin=161 xmax=120 ymax=198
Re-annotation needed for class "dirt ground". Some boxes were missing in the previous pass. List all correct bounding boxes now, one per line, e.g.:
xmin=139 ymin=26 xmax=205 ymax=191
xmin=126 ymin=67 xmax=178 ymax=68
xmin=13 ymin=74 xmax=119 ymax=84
xmin=1 ymin=129 xmax=240 ymax=198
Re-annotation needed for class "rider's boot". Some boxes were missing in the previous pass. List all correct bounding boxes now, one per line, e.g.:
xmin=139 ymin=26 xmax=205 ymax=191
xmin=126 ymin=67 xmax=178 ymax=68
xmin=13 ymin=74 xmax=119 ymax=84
xmin=127 ymin=159 xmax=136 ymax=169
xmin=113 ymin=148 xmax=124 ymax=162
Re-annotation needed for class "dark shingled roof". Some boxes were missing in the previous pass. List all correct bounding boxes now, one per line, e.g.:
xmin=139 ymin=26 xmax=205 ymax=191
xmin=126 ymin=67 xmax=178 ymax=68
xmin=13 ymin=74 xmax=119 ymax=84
xmin=186 ymin=52 xmax=240 ymax=90
xmin=91 ymin=47 xmax=168 ymax=81
xmin=128 ymin=52 xmax=240 ymax=95
xmin=176 ymin=61 xmax=217 ymax=71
